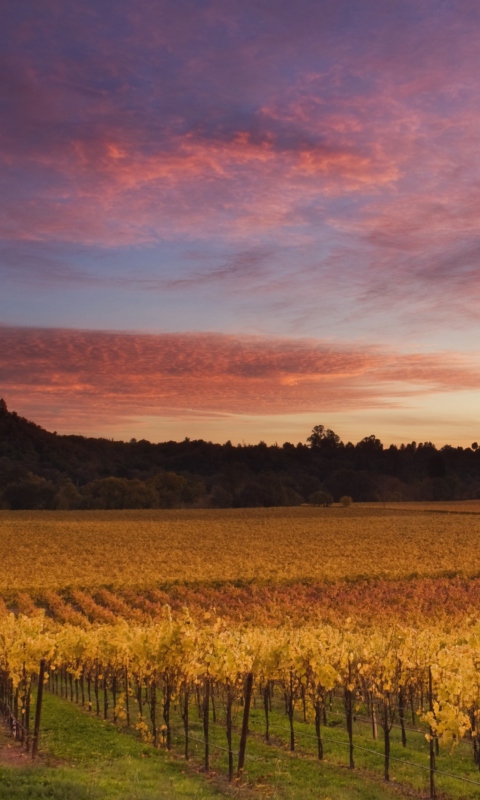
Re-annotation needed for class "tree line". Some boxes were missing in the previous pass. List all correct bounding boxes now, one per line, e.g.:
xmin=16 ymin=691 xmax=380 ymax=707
xmin=1 ymin=401 xmax=479 ymax=510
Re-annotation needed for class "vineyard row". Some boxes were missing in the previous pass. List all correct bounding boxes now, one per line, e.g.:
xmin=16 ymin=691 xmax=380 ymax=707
xmin=4 ymin=613 xmax=480 ymax=797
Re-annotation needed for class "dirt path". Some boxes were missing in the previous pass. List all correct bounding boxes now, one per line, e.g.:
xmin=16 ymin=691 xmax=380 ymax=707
xmin=0 ymin=727 xmax=35 ymax=768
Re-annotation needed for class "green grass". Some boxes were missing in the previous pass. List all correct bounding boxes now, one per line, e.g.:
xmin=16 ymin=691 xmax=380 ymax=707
xmin=240 ymin=701 xmax=480 ymax=800
xmin=165 ymin=706 xmax=420 ymax=800
xmin=4 ymin=688 xmax=478 ymax=800
xmin=166 ymin=692 xmax=480 ymax=800
xmin=0 ymin=693 xmax=224 ymax=800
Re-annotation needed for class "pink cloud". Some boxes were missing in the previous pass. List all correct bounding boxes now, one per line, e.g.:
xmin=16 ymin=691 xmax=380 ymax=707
xmin=0 ymin=123 xmax=400 ymax=247
xmin=3 ymin=0 xmax=480 ymax=346
xmin=1 ymin=327 xmax=480 ymax=431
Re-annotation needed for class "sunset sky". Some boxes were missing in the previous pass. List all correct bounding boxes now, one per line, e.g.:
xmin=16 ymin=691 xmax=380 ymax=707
xmin=2 ymin=0 xmax=480 ymax=446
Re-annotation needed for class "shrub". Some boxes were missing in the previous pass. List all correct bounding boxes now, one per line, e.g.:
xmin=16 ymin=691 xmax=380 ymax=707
xmin=309 ymin=490 xmax=333 ymax=507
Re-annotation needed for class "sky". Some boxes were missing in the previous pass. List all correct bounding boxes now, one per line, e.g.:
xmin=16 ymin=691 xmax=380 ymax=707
xmin=1 ymin=0 xmax=480 ymax=446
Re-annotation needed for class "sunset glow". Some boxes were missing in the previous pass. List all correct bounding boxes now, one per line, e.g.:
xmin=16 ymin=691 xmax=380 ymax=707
xmin=2 ymin=1 xmax=480 ymax=444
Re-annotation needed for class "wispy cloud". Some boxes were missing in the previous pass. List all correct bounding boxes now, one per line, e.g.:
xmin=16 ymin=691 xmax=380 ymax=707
xmin=0 ymin=242 xmax=275 ymax=296
xmin=1 ymin=327 xmax=480 ymax=431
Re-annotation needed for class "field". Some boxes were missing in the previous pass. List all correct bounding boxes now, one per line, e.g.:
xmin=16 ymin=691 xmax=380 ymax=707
xmin=3 ymin=503 xmax=480 ymax=800
xmin=3 ymin=503 xmax=480 ymax=592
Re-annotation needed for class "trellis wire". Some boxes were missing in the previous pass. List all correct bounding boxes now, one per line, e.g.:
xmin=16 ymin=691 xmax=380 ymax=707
xmin=273 ymin=724 xmax=480 ymax=788
xmin=315 ymin=704 xmax=472 ymax=749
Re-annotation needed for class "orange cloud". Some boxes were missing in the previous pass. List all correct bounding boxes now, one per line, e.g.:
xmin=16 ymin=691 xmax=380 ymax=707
xmin=1 ymin=327 xmax=480 ymax=432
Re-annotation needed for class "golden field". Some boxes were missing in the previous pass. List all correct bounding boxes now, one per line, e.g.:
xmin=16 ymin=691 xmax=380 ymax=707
xmin=4 ymin=502 xmax=480 ymax=800
xmin=2 ymin=503 xmax=480 ymax=592
xmin=371 ymin=500 xmax=480 ymax=513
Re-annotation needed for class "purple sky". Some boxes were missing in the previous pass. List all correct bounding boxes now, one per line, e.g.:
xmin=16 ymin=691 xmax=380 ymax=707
xmin=2 ymin=0 xmax=480 ymax=445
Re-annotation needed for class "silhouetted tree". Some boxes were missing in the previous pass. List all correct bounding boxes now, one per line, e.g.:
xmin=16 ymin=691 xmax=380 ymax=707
xmin=307 ymin=425 xmax=342 ymax=452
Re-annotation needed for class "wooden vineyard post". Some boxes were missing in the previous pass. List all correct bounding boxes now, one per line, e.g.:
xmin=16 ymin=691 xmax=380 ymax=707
xmin=112 ymin=675 xmax=117 ymax=722
xmin=103 ymin=675 xmax=108 ymax=720
xmin=24 ymin=684 xmax=31 ymax=752
xmin=287 ymin=670 xmax=295 ymax=751
xmin=80 ymin=670 xmax=85 ymax=707
xmin=226 ymin=688 xmax=234 ymax=781
xmin=124 ymin=668 xmax=130 ymax=727
xmin=263 ymin=683 xmax=270 ymax=742
xmin=383 ymin=697 xmax=390 ymax=781
xmin=163 ymin=678 xmax=171 ymax=750
xmin=237 ymin=672 xmax=253 ymax=775
xmin=398 ymin=683 xmax=407 ymax=747
xmin=181 ymin=688 xmax=189 ymax=761
xmin=314 ymin=699 xmax=324 ymax=760
xmin=32 ymin=659 xmax=46 ymax=760
xmin=344 ymin=664 xmax=355 ymax=770
xmin=95 ymin=673 xmax=100 ymax=715
xmin=203 ymin=678 xmax=210 ymax=771
xmin=150 ymin=679 xmax=157 ymax=747
xmin=371 ymin=698 xmax=378 ymax=740
xmin=428 ymin=667 xmax=436 ymax=799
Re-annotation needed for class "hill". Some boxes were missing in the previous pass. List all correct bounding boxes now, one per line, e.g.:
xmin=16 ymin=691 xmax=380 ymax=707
xmin=1 ymin=399 xmax=480 ymax=509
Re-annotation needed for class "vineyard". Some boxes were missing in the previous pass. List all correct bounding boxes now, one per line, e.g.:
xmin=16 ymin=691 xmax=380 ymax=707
xmin=3 ymin=505 xmax=480 ymax=799
xmin=2 ymin=504 xmax=480 ymax=591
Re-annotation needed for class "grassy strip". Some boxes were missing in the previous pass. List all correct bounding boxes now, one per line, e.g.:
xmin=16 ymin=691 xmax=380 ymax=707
xmin=0 ymin=689 xmax=425 ymax=800
xmin=6 ymin=683 xmax=480 ymax=800
xmin=159 ymin=691 xmax=480 ymax=799
xmin=165 ymin=704 xmax=421 ymax=800
xmin=240 ymin=701 xmax=480 ymax=799
xmin=0 ymin=693 xmax=224 ymax=800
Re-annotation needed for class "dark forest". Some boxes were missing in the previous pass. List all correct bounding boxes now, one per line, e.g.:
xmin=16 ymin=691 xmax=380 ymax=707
xmin=1 ymin=398 xmax=479 ymax=510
